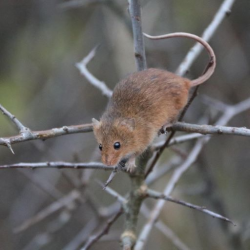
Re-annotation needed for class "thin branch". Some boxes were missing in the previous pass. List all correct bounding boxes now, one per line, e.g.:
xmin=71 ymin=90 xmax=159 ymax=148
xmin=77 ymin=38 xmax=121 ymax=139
xmin=62 ymin=218 xmax=98 ymax=250
xmin=103 ymin=168 xmax=119 ymax=188
xmin=176 ymin=0 xmax=235 ymax=76
xmin=22 ymin=208 xmax=78 ymax=250
xmin=145 ymin=129 xmax=175 ymax=178
xmin=76 ymin=46 xmax=113 ymax=98
xmin=128 ymin=0 xmax=147 ymax=71
xmin=0 ymin=104 xmax=27 ymax=132
xmin=1 ymin=98 xmax=249 ymax=150
xmin=168 ymin=133 xmax=205 ymax=146
xmin=153 ymin=133 xmax=206 ymax=150
xmin=172 ymin=122 xmax=250 ymax=137
xmin=145 ymin=157 xmax=182 ymax=186
xmin=81 ymin=208 xmax=123 ymax=250
xmin=147 ymin=189 xmax=235 ymax=225
xmin=0 ymin=122 xmax=92 ymax=146
xmin=18 ymin=170 xmax=63 ymax=200
xmin=2 ymin=118 xmax=249 ymax=151
xmin=0 ymin=162 xmax=114 ymax=170
xmin=0 ymin=138 xmax=15 ymax=154
xmin=141 ymin=205 xmax=191 ymax=250
xmin=216 ymin=97 xmax=250 ymax=126
xmin=201 ymin=95 xmax=229 ymax=111
xmin=156 ymin=221 xmax=191 ymax=250
xmin=14 ymin=190 xmax=81 ymax=233
xmin=97 ymin=181 xmax=127 ymax=204
xmin=233 ymin=97 xmax=250 ymax=115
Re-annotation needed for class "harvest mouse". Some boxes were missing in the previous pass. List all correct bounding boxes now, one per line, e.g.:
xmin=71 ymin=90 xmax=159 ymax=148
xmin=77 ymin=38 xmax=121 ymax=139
xmin=92 ymin=32 xmax=216 ymax=172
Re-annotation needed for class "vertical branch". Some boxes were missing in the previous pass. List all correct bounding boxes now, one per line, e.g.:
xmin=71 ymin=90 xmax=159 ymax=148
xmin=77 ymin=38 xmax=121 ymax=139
xmin=121 ymin=150 xmax=152 ymax=250
xmin=128 ymin=0 xmax=147 ymax=71
xmin=120 ymin=1 xmax=149 ymax=249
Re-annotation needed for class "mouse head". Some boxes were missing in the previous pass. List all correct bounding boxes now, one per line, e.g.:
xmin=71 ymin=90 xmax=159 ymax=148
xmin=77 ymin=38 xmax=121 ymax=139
xmin=92 ymin=117 xmax=136 ymax=166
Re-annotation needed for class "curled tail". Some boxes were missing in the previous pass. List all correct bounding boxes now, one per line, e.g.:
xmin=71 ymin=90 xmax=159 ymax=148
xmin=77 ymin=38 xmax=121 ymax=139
xmin=144 ymin=32 xmax=216 ymax=87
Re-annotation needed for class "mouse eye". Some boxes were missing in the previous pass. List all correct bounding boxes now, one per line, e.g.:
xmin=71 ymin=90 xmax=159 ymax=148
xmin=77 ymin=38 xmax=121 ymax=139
xmin=99 ymin=144 xmax=103 ymax=151
xmin=113 ymin=142 xmax=121 ymax=150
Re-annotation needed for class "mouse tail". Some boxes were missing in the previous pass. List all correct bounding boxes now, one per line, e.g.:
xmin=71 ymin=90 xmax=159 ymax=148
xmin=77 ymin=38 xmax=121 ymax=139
xmin=144 ymin=32 xmax=216 ymax=87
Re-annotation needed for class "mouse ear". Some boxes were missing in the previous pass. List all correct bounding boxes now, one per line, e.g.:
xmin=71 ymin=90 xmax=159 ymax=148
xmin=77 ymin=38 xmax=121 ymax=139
xmin=92 ymin=118 xmax=101 ymax=128
xmin=118 ymin=118 xmax=135 ymax=131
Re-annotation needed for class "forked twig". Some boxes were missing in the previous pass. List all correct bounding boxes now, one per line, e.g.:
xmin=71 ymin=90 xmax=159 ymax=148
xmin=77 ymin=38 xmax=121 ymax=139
xmin=76 ymin=46 xmax=113 ymax=98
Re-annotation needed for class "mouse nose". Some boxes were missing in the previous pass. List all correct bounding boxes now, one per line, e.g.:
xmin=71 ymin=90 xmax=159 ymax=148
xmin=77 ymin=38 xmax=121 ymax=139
xmin=103 ymin=155 xmax=112 ymax=166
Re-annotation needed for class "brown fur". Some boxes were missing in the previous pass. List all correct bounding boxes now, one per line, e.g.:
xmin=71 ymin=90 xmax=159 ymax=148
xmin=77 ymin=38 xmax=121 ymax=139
xmin=93 ymin=68 xmax=191 ymax=167
xmin=93 ymin=32 xmax=216 ymax=170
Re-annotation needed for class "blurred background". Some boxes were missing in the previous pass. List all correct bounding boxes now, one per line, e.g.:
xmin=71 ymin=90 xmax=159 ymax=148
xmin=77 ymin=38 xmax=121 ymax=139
xmin=0 ymin=0 xmax=250 ymax=249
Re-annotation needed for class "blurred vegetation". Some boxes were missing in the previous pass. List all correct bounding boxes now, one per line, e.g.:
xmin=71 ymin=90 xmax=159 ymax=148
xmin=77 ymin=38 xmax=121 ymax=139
xmin=0 ymin=0 xmax=250 ymax=250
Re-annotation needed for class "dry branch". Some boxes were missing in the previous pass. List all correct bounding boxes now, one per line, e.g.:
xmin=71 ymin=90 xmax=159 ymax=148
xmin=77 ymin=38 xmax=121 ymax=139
xmin=128 ymin=0 xmax=147 ymax=71
xmin=147 ymin=189 xmax=235 ymax=225
xmin=0 ymin=162 xmax=114 ymax=170
xmin=100 ymin=182 xmax=127 ymax=205
xmin=141 ymin=205 xmax=191 ymax=250
xmin=76 ymin=46 xmax=113 ymax=98
xmin=81 ymin=208 xmax=123 ymax=250
xmin=15 ymin=190 xmax=81 ymax=233
xmin=1 ymin=96 xmax=249 ymax=152
xmin=172 ymin=122 xmax=250 ymax=137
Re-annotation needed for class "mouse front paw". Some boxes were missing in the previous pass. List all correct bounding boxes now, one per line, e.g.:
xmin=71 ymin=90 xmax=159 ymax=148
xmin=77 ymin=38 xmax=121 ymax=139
xmin=126 ymin=158 xmax=136 ymax=173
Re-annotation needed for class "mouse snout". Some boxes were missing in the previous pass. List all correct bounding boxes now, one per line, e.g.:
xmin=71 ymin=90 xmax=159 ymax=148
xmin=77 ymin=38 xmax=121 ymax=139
xmin=102 ymin=154 xmax=117 ymax=166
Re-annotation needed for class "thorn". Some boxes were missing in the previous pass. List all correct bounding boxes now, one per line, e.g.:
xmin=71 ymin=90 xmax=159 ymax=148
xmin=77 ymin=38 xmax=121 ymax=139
xmin=104 ymin=169 xmax=118 ymax=188
xmin=7 ymin=144 xmax=15 ymax=154
xmin=2 ymin=139 xmax=15 ymax=154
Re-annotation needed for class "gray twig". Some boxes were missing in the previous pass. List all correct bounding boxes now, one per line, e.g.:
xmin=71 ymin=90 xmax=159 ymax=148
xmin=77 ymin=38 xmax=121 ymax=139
xmin=97 ymin=181 xmax=127 ymax=204
xmin=0 ymin=162 xmax=114 ymax=170
xmin=0 ymin=122 xmax=92 ymax=147
xmin=147 ymin=189 xmax=235 ymax=225
xmin=172 ymin=122 xmax=250 ymax=137
xmin=141 ymin=205 xmax=191 ymax=250
xmin=153 ymin=133 xmax=205 ymax=150
xmin=1 ymin=97 xmax=250 ymax=150
xmin=0 ymin=104 xmax=27 ymax=132
xmin=15 ymin=190 xmax=81 ymax=233
xmin=61 ymin=218 xmax=98 ymax=250
xmin=76 ymin=46 xmax=113 ymax=98
xmin=103 ymin=168 xmax=119 ymax=188
xmin=128 ymin=0 xmax=147 ymax=71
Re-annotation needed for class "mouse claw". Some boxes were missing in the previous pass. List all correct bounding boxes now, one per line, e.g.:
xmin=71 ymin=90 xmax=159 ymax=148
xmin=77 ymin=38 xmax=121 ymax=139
xmin=158 ymin=127 xmax=165 ymax=136
xmin=126 ymin=164 xmax=136 ymax=173
xmin=160 ymin=123 xmax=173 ymax=135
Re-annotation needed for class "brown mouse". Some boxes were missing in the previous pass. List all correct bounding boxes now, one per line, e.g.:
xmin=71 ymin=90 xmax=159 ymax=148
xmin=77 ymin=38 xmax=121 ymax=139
xmin=92 ymin=32 xmax=216 ymax=172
